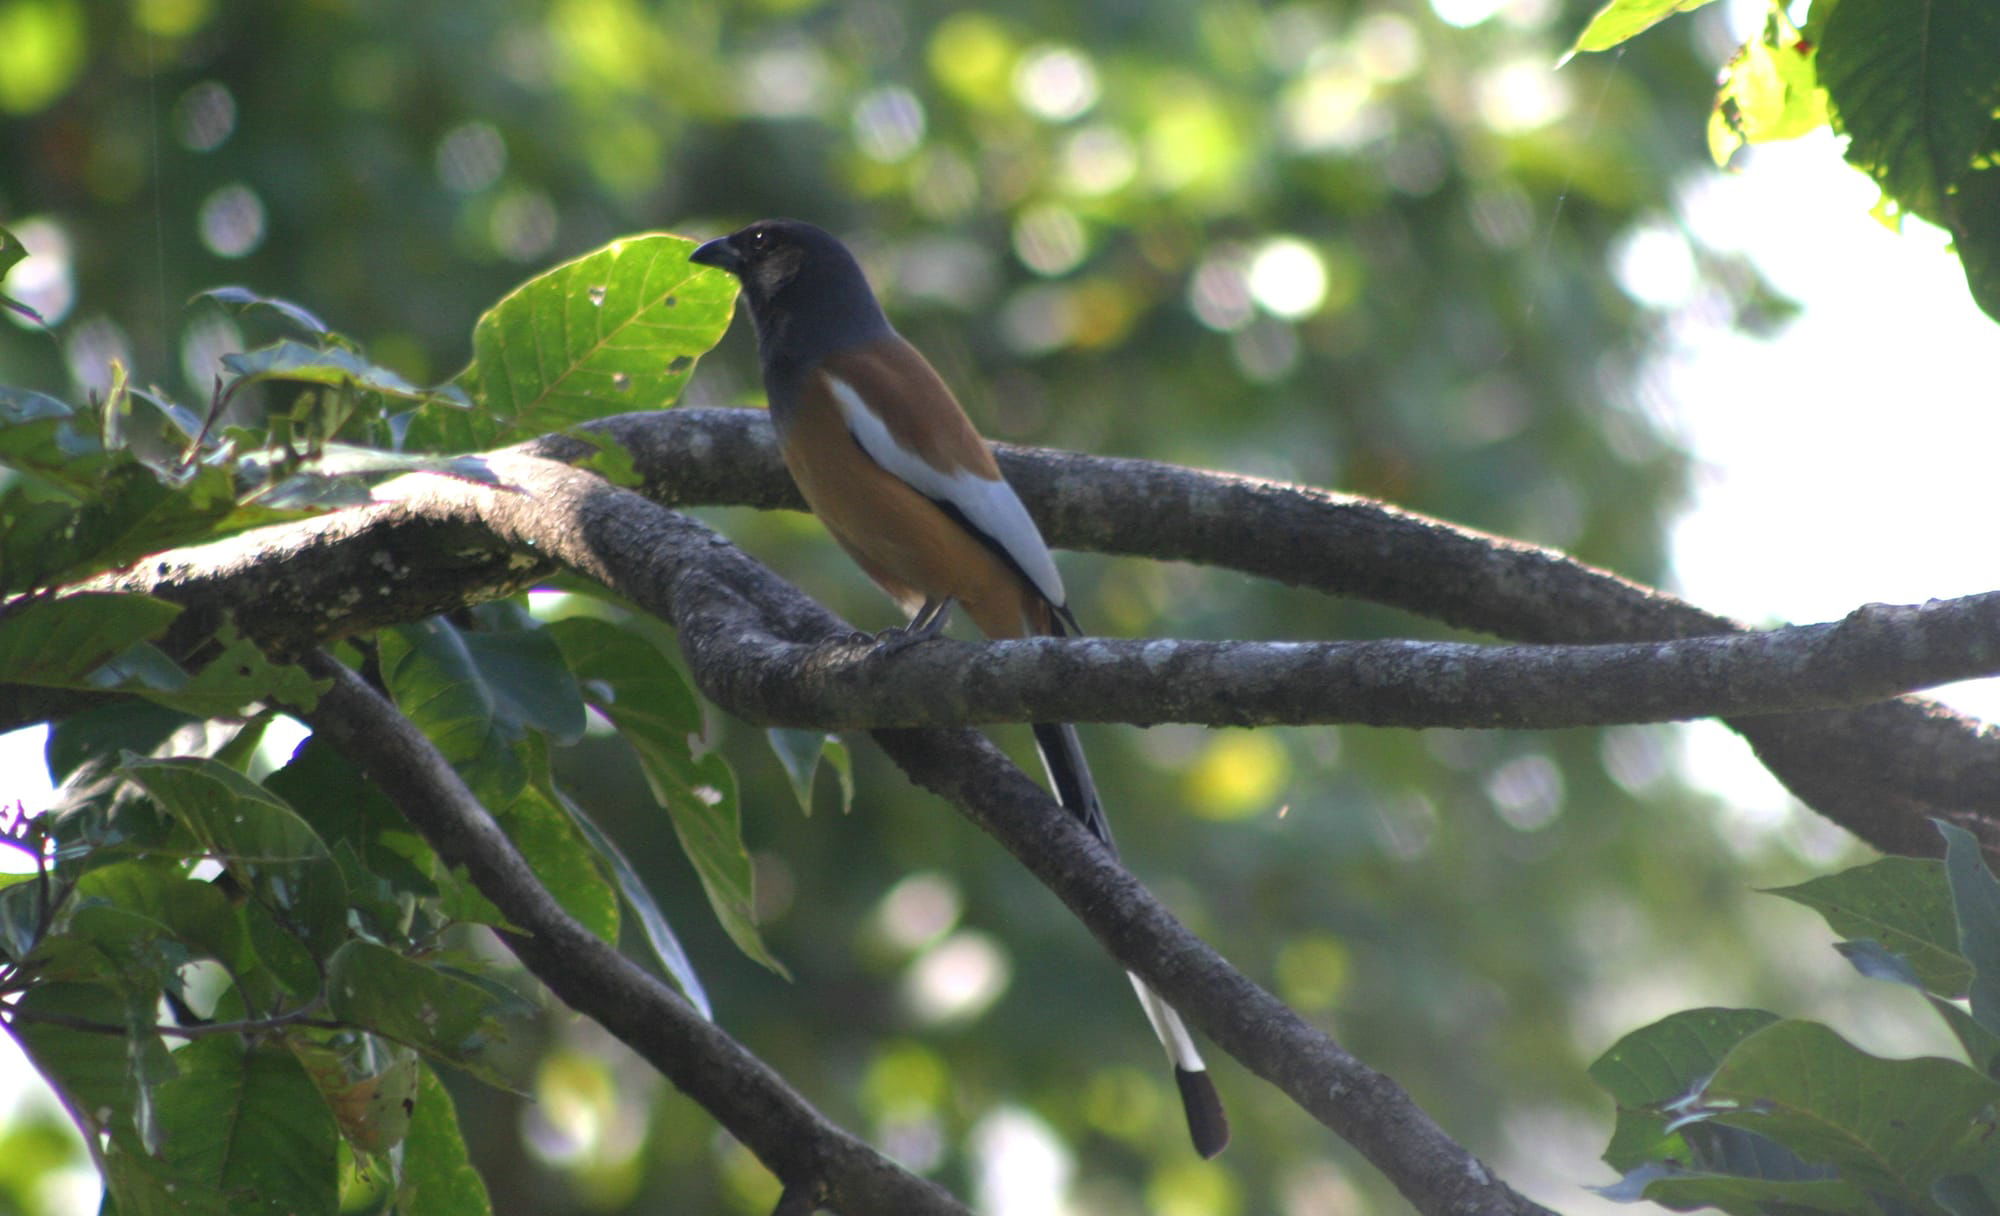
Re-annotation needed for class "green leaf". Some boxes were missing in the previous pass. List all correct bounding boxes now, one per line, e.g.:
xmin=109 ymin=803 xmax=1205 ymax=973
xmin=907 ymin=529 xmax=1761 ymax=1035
xmin=194 ymin=286 xmax=334 ymax=338
xmin=1593 ymin=1161 xmax=1880 ymax=1216
xmin=154 ymin=1035 xmax=339 ymax=1216
xmin=1590 ymin=1006 xmax=1781 ymax=1106
xmin=381 ymin=615 xmax=588 ymax=788
xmin=397 ymin=1061 xmax=494 ymax=1215
xmin=442 ymin=233 xmax=738 ymax=448
xmin=119 ymin=755 xmax=346 ymax=956
xmin=1709 ymin=13 xmax=1828 ymax=167
xmin=1938 ymin=822 xmax=2000 ymax=1037
xmin=1693 ymin=1019 xmax=2000 ymax=1199
xmin=640 ymin=742 xmax=784 ymax=977
xmin=1590 ymin=1007 xmax=1780 ymax=1173
xmin=1817 ymin=0 xmax=2000 ymax=221
xmin=1929 ymin=994 xmax=2000 ymax=1079
xmin=544 ymin=615 xmax=702 ymax=736
xmin=0 ymin=592 xmax=182 ymax=686
xmin=554 ymin=788 xmax=711 ymax=1018
xmin=0 ymin=225 xmax=43 ymax=326
xmin=12 ymin=982 xmax=148 ymax=1122
xmin=99 ymin=624 xmax=327 ymax=717
xmin=1945 ymin=166 xmax=2000 ymax=326
xmin=508 ymin=746 xmax=620 ymax=944
xmin=1564 ymin=0 xmax=1721 ymax=60
xmin=0 ymin=223 xmax=27 ymax=280
xmin=220 ymin=339 xmax=431 ymax=401
xmin=325 ymin=940 xmax=524 ymax=1088
xmin=766 ymin=727 xmax=854 ymax=815
xmin=75 ymin=861 xmax=246 ymax=971
xmin=1767 ymin=857 xmax=1971 ymax=997
xmin=547 ymin=616 xmax=783 ymax=975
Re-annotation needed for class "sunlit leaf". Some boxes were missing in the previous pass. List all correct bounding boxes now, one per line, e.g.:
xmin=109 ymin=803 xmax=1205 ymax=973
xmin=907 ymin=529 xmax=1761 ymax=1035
xmin=1564 ymin=0 xmax=1721 ymax=60
xmin=440 ymin=233 xmax=737 ymax=448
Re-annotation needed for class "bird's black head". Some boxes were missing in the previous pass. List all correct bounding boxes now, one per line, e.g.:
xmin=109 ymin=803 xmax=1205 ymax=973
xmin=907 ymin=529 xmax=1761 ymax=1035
xmin=689 ymin=219 xmax=890 ymax=366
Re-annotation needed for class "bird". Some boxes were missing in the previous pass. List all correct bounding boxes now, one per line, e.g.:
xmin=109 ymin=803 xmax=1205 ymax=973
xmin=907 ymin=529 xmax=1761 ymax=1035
xmin=689 ymin=218 xmax=1229 ymax=1158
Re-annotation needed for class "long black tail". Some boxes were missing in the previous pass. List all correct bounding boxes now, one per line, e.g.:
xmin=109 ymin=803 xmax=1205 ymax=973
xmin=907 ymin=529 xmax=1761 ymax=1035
xmin=1030 ymin=619 xmax=1229 ymax=1158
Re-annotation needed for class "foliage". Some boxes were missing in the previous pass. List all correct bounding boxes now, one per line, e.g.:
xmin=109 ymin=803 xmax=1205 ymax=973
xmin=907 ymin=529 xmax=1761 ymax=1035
xmin=0 ymin=237 xmax=748 ymax=1212
xmin=1590 ymin=824 xmax=2000 ymax=1216
xmin=1570 ymin=0 xmax=2000 ymax=322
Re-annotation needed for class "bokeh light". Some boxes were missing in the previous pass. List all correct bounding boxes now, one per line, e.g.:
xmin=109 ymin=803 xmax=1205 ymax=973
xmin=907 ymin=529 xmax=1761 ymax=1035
xmin=172 ymin=81 xmax=236 ymax=152
xmin=197 ymin=184 xmax=267 ymax=259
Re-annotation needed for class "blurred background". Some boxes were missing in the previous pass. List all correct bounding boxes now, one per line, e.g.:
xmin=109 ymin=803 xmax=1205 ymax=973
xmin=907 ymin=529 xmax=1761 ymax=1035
xmin=1 ymin=0 xmax=1992 ymax=1212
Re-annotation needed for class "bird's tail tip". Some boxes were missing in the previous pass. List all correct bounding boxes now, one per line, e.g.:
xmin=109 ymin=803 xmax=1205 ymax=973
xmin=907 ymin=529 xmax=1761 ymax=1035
xmin=1175 ymin=1066 xmax=1231 ymax=1158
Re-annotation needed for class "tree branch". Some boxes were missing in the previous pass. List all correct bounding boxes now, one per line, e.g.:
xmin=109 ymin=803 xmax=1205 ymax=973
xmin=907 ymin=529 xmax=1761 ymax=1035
xmin=302 ymin=653 xmax=968 ymax=1216
xmin=870 ymin=723 xmax=1558 ymax=1216
xmin=693 ymin=597 xmax=2000 ymax=731
xmin=15 ymin=409 xmax=1997 ymax=857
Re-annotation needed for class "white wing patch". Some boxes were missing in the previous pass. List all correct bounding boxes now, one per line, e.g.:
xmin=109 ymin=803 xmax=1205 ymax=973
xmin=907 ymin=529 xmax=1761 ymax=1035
xmin=826 ymin=373 xmax=1068 ymax=608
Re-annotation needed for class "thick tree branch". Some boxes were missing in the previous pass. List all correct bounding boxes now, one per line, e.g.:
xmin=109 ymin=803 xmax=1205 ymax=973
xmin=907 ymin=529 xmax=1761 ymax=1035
xmin=303 ymin=653 xmax=968 ymax=1216
xmin=697 ymin=597 xmax=2000 ymax=731
xmin=13 ymin=410 xmax=1997 ymax=857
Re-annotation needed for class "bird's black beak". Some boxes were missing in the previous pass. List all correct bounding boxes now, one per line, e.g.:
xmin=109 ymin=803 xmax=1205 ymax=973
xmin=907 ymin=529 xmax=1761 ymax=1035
xmin=688 ymin=236 xmax=741 ymax=275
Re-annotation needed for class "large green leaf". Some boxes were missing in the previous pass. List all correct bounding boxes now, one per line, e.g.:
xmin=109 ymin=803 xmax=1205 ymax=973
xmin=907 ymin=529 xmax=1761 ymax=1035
xmin=440 ymin=233 xmax=737 ymax=448
xmin=1817 ymin=0 xmax=2000 ymax=221
xmin=1694 ymin=1019 xmax=2000 ymax=1199
xmin=153 ymin=1036 xmax=338 ymax=1216
xmin=325 ymin=940 xmax=524 ymax=1088
xmin=0 ymin=593 xmax=181 ymax=686
xmin=1768 ymin=857 xmax=1971 ymax=998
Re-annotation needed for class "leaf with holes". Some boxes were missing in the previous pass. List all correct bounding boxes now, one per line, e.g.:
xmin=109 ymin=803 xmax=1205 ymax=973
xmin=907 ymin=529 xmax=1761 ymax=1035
xmin=442 ymin=233 xmax=738 ymax=448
